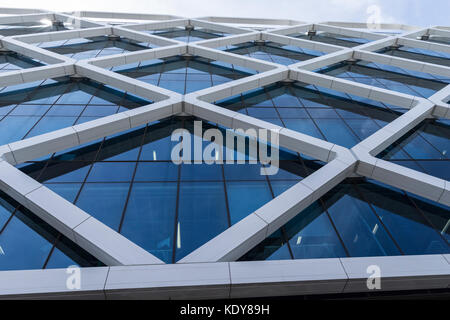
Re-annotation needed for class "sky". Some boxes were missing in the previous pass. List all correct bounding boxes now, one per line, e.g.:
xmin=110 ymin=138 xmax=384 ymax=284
xmin=1 ymin=0 xmax=449 ymax=27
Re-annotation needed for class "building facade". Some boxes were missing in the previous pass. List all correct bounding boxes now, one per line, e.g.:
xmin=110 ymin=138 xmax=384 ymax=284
xmin=0 ymin=7 xmax=448 ymax=299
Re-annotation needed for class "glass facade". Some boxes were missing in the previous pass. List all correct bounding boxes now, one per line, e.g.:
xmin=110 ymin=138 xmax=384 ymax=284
xmin=377 ymin=45 xmax=450 ymax=67
xmin=37 ymin=36 xmax=155 ymax=60
xmin=112 ymin=56 xmax=256 ymax=94
xmin=0 ymin=77 xmax=151 ymax=145
xmin=0 ymin=10 xmax=448 ymax=287
xmin=287 ymin=31 xmax=371 ymax=48
xmin=0 ymin=52 xmax=44 ymax=72
xmin=220 ymin=41 xmax=324 ymax=65
xmin=378 ymin=119 xmax=450 ymax=181
xmin=421 ymin=35 xmax=450 ymax=45
xmin=20 ymin=116 xmax=322 ymax=263
xmin=145 ymin=27 xmax=231 ymax=43
xmin=216 ymin=81 xmax=406 ymax=148
xmin=318 ymin=60 xmax=450 ymax=98
xmin=0 ymin=22 xmax=73 ymax=37
xmin=0 ymin=190 xmax=102 ymax=271
xmin=241 ymin=178 xmax=449 ymax=261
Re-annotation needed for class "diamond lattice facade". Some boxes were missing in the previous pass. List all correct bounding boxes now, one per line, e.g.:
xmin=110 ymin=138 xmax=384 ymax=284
xmin=0 ymin=7 xmax=448 ymax=299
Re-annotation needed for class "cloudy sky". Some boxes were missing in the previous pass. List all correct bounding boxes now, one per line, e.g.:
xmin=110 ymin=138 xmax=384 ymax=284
xmin=1 ymin=0 xmax=448 ymax=27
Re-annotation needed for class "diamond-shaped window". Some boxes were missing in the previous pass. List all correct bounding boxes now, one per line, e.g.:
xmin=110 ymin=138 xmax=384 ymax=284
xmin=376 ymin=45 xmax=450 ymax=67
xmin=111 ymin=56 xmax=257 ymax=94
xmin=147 ymin=27 xmax=231 ymax=43
xmin=0 ymin=15 xmax=93 ymax=37
xmin=377 ymin=118 xmax=450 ymax=181
xmin=0 ymin=50 xmax=45 ymax=72
xmin=36 ymin=35 xmax=157 ymax=60
xmin=0 ymin=190 xmax=102 ymax=271
xmin=220 ymin=41 xmax=325 ymax=65
xmin=317 ymin=60 xmax=449 ymax=98
xmin=288 ymin=31 xmax=371 ymax=48
xmin=419 ymin=34 xmax=450 ymax=46
xmin=20 ymin=116 xmax=323 ymax=263
xmin=216 ymin=81 xmax=406 ymax=148
xmin=240 ymin=178 xmax=450 ymax=261
xmin=0 ymin=77 xmax=151 ymax=145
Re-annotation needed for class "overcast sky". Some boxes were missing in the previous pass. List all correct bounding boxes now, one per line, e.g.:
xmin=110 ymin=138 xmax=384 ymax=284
xmin=1 ymin=0 xmax=448 ymax=27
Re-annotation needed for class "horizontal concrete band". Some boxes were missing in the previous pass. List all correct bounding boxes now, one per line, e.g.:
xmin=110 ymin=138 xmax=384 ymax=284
xmin=0 ymin=255 xmax=448 ymax=299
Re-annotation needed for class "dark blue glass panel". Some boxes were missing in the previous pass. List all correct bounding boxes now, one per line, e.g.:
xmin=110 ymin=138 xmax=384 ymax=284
xmin=44 ymin=183 xmax=82 ymax=203
xmin=40 ymin=36 xmax=152 ymax=59
xmin=290 ymin=32 xmax=370 ymax=48
xmin=117 ymin=56 xmax=253 ymax=94
xmin=120 ymin=183 xmax=178 ymax=263
xmin=86 ymin=162 xmax=135 ymax=182
xmin=75 ymin=183 xmax=130 ymax=230
xmin=216 ymin=82 xmax=404 ymax=149
xmin=175 ymin=181 xmax=229 ymax=261
xmin=19 ymin=116 xmax=318 ymax=264
xmin=319 ymin=61 xmax=448 ymax=98
xmin=0 ymin=192 xmax=101 ymax=271
xmin=0 ymin=78 xmax=151 ymax=145
xmin=180 ymin=163 xmax=222 ymax=181
xmin=147 ymin=28 xmax=229 ymax=43
xmin=358 ymin=181 xmax=449 ymax=255
xmin=134 ymin=162 xmax=179 ymax=181
xmin=223 ymin=41 xmax=323 ymax=65
xmin=324 ymin=183 xmax=401 ymax=257
xmin=226 ymin=181 xmax=273 ymax=225
xmin=286 ymin=202 xmax=347 ymax=259
xmin=379 ymin=119 xmax=450 ymax=180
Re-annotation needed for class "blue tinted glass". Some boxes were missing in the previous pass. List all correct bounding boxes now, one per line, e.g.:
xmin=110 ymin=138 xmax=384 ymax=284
xmin=134 ymin=162 xmax=179 ymax=181
xmin=379 ymin=119 xmax=450 ymax=180
xmin=320 ymin=61 xmax=447 ymax=98
xmin=227 ymin=181 xmax=273 ymax=225
xmin=358 ymin=182 xmax=449 ymax=255
xmin=180 ymin=163 xmax=222 ymax=181
xmin=0 ymin=215 xmax=53 ymax=270
xmin=19 ymin=116 xmax=319 ymax=264
xmin=175 ymin=181 xmax=229 ymax=261
xmin=117 ymin=56 xmax=253 ymax=94
xmin=216 ymin=82 xmax=405 ymax=149
xmin=323 ymin=183 xmax=401 ymax=257
xmin=44 ymin=183 xmax=82 ymax=203
xmin=86 ymin=162 xmax=135 ymax=182
xmin=0 ymin=193 xmax=101 ymax=271
xmin=286 ymin=202 xmax=347 ymax=259
xmin=75 ymin=183 xmax=130 ymax=230
xmin=120 ymin=183 xmax=177 ymax=263
xmin=0 ymin=78 xmax=150 ymax=145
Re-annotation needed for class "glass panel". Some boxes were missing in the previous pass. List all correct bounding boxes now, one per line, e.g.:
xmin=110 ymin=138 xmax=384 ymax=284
xmin=319 ymin=60 xmax=449 ymax=98
xmin=223 ymin=41 xmax=324 ymax=65
xmin=242 ymin=178 xmax=449 ymax=262
xmin=146 ymin=27 xmax=230 ymax=43
xmin=116 ymin=56 xmax=255 ymax=94
xmin=20 ymin=116 xmax=320 ymax=263
xmin=216 ymin=81 xmax=405 ymax=148
xmin=0 ymin=78 xmax=151 ymax=145
xmin=378 ymin=119 xmax=450 ymax=181
xmin=0 ymin=191 xmax=101 ymax=271
xmin=39 ymin=35 xmax=154 ymax=59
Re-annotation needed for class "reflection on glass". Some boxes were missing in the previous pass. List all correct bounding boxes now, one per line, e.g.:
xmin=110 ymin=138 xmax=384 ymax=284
xmin=20 ymin=116 xmax=318 ymax=263
xmin=216 ymin=81 xmax=405 ymax=148
xmin=241 ymin=179 xmax=449 ymax=261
